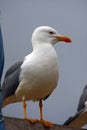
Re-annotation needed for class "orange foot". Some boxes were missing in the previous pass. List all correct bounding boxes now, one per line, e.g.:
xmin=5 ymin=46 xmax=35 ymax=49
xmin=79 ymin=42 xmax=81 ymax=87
xmin=25 ymin=118 xmax=39 ymax=124
xmin=40 ymin=119 xmax=54 ymax=128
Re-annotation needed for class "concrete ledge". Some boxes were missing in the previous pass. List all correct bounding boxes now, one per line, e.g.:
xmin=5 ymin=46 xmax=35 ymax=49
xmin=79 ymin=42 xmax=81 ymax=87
xmin=4 ymin=116 xmax=83 ymax=130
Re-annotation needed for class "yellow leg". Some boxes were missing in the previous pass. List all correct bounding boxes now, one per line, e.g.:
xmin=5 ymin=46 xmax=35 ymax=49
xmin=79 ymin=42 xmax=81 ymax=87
xmin=23 ymin=100 xmax=27 ymax=118
xmin=39 ymin=99 xmax=43 ymax=120
xmin=22 ymin=100 xmax=38 ymax=123
xmin=39 ymin=99 xmax=54 ymax=128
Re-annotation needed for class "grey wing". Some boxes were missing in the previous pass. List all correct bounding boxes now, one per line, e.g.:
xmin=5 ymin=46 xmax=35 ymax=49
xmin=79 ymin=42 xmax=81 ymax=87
xmin=77 ymin=85 xmax=87 ymax=112
xmin=2 ymin=61 xmax=23 ymax=100
xmin=4 ymin=61 xmax=23 ymax=78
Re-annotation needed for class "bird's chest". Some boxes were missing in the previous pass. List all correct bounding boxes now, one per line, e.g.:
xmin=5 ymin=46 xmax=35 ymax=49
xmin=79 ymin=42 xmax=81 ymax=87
xmin=17 ymin=50 xmax=59 ymax=100
xmin=22 ymin=53 xmax=58 ymax=85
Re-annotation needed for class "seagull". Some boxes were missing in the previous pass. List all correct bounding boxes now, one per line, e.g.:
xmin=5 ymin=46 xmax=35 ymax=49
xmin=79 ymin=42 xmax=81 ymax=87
xmin=2 ymin=26 xmax=71 ymax=127
xmin=77 ymin=85 xmax=87 ymax=112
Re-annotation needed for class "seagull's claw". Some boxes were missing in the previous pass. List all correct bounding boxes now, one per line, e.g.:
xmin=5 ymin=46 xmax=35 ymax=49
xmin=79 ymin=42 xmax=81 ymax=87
xmin=40 ymin=119 xmax=54 ymax=128
xmin=25 ymin=118 xmax=39 ymax=124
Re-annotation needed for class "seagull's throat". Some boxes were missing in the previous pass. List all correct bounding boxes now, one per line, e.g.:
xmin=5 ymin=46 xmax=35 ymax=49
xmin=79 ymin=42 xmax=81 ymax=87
xmin=32 ymin=41 xmax=52 ymax=51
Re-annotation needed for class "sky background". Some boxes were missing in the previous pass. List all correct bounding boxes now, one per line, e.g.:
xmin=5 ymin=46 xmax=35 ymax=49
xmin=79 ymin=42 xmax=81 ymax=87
xmin=0 ymin=0 xmax=87 ymax=126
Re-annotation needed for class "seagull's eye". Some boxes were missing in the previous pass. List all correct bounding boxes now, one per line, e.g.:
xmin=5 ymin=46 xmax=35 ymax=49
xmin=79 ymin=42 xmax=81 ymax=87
xmin=49 ymin=31 xmax=54 ymax=35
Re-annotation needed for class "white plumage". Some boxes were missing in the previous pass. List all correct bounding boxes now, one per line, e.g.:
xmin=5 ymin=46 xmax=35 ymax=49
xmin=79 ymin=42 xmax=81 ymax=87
xmin=2 ymin=26 xmax=71 ymax=127
xmin=16 ymin=42 xmax=59 ymax=101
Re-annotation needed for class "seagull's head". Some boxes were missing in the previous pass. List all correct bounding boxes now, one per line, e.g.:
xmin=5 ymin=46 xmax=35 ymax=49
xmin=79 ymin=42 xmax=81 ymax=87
xmin=32 ymin=26 xmax=71 ymax=47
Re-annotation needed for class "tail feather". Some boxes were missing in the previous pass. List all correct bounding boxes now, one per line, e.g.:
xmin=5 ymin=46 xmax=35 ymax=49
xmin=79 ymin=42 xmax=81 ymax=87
xmin=2 ymin=94 xmax=20 ymax=108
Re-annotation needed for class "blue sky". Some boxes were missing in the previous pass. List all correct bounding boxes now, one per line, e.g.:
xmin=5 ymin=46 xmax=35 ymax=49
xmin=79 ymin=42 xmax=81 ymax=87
xmin=1 ymin=0 xmax=87 ymax=125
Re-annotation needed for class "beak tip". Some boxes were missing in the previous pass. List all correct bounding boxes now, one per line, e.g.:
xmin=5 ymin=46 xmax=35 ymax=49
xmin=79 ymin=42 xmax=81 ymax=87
xmin=65 ymin=38 xmax=72 ymax=43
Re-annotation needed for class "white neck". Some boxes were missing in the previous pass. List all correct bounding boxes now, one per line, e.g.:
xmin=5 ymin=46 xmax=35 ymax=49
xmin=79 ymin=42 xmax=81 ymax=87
xmin=32 ymin=42 xmax=53 ymax=54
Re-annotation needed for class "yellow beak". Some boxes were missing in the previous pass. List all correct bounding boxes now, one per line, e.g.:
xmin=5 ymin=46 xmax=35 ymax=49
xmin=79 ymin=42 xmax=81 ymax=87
xmin=57 ymin=35 xmax=72 ymax=43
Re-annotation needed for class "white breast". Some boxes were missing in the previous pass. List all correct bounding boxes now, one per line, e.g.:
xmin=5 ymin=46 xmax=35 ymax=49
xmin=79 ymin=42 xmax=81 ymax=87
xmin=15 ymin=43 xmax=59 ymax=101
